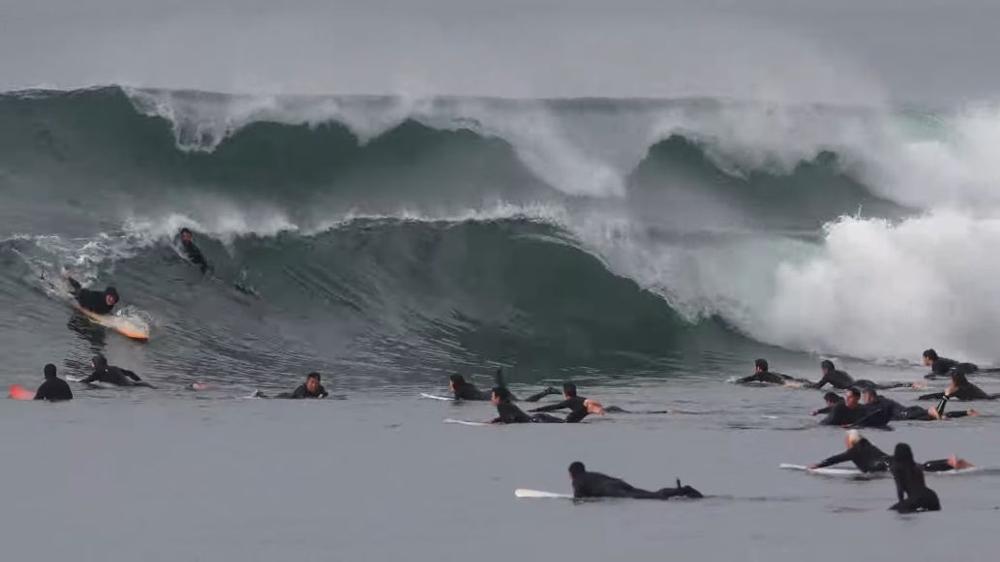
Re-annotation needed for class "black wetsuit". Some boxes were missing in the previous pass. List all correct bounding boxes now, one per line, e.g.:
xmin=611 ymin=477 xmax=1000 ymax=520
xmin=531 ymin=396 xmax=591 ymax=423
xmin=453 ymin=381 xmax=490 ymax=401
xmin=491 ymin=402 xmax=563 ymax=424
xmin=919 ymin=383 xmax=997 ymax=401
xmin=277 ymin=383 xmax=328 ymax=399
xmin=34 ymin=377 xmax=73 ymax=402
xmin=67 ymin=278 xmax=114 ymax=315
xmin=812 ymin=370 xmax=909 ymax=391
xmin=871 ymin=396 xmax=968 ymax=421
xmin=82 ymin=365 xmax=148 ymax=387
xmin=890 ymin=461 xmax=941 ymax=513
xmin=181 ymin=240 xmax=209 ymax=274
xmin=816 ymin=439 xmax=891 ymax=473
xmin=814 ymin=397 xmax=844 ymax=415
xmin=572 ymin=471 xmax=702 ymax=500
xmin=820 ymin=403 xmax=887 ymax=427
xmin=737 ymin=371 xmax=798 ymax=385
xmin=925 ymin=357 xmax=978 ymax=379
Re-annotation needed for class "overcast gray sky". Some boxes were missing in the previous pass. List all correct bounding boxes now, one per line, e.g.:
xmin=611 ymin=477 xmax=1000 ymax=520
xmin=2 ymin=0 xmax=998 ymax=103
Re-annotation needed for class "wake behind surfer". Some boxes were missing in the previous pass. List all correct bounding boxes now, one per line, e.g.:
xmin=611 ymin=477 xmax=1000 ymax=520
xmin=81 ymin=354 xmax=153 ymax=387
xmin=34 ymin=364 xmax=73 ymax=402
xmin=66 ymin=277 xmax=118 ymax=315
xmin=568 ymin=461 xmax=703 ymax=500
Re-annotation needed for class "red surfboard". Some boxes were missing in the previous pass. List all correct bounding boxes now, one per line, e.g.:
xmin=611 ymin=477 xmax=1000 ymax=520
xmin=8 ymin=384 xmax=35 ymax=400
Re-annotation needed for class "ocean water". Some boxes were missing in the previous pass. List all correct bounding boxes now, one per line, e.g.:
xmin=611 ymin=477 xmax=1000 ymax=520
xmin=3 ymin=85 xmax=1000 ymax=561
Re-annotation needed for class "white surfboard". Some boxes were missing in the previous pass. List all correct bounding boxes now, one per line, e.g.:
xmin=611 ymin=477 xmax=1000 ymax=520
xmin=515 ymin=488 xmax=573 ymax=499
xmin=443 ymin=418 xmax=490 ymax=426
xmin=420 ymin=393 xmax=454 ymax=401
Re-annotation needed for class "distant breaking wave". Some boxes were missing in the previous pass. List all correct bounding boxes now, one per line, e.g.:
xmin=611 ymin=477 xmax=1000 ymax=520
xmin=2 ymin=85 xmax=1000 ymax=384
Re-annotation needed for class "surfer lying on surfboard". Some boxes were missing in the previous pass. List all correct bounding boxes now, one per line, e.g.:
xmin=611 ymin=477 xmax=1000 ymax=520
xmin=569 ymin=461 xmax=703 ymax=500
xmin=67 ymin=276 xmax=118 ymax=315
xmin=449 ymin=370 xmax=559 ymax=402
xmin=529 ymin=383 xmax=608 ymax=423
xmin=177 ymin=228 xmax=210 ymax=274
xmin=82 ymin=354 xmax=154 ymax=388
xmin=808 ymin=430 xmax=973 ymax=474
xmin=253 ymin=372 xmax=329 ymax=399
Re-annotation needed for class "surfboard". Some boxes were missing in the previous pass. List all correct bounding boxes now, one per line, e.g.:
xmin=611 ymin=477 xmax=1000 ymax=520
xmin=420 ymin=393 xmax=454 ymax=401
xmin=780 ymin=463 xmax=981 ymax=477
xmin=74 ymin=305 xmax=150 ymax=341
xmin=443 ymin=418 xmax=490 ymax=426
xmin=8 ymin=384 xmax=34 ymax=400
xmin=515 ymin=489 xmax=573 ymax=499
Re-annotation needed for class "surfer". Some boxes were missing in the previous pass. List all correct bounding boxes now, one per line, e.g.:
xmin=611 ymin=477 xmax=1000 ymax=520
xmin=862 ymin=388 xmax=976 ymax=421
xmin=820 ymin=387 xmax=888 ymax=427
xmin=33 ymin=364 xmax=73 ymax=402
xmin=490 ymin=387 xmax=563 ymax=424
xmin=529 ymin=383 xmax=606 ymax=423
xmin=922 ymin=349 xmax=978 ymax=379
xmin=279 ymin=372 xmax=329 ymax=399
xmin=811 ymin=392 xmax=844 ymax=416
xmin=178 ymin=228 xmax=210 ymax=274
xmin=449 ymin=371 xmax=558 ymax=402
xmin=889 ymin=443 xmax=941 ymax=513
xmin=918 ymin=371 xmax=998 ymax=401
xmin=807 ymin=360 xmax=913 ymax=391
xmin=736 ymin=359 xmax=807 ymax=385
xmin=568 ymin=461 xmax=703 ymax=500
xmin=81 ymin=354 xmax=152 ymax=387
xmin=808 ymin=431 xmax=972 ymax=474
xmin=66 ymin=277 xmax=118 ymax=315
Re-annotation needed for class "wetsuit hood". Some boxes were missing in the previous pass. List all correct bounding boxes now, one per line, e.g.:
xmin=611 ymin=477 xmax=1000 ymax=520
xmin=43 ymin=363 xmax=57 ymax=379
xmin=105 ymin=287 xmax=119 ymax=299
xmin=569 ymin=461 xmax=586 ymax=476
xmin=92 ymin=354 xmax=108 ymax=369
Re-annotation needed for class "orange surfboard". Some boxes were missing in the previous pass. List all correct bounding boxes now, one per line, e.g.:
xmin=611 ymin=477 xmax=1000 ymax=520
xmin=74 ymin=305 xmax=150 ymax=342
xmin=8 ymin=384 xmax=35 ymax=401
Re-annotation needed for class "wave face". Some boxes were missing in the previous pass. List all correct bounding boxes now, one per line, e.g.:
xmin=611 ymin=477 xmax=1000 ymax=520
xmin=2 ymin=86 xmax=1000 ymax=386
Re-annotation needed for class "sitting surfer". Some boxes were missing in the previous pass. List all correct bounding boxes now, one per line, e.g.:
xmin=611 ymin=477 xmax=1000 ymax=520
xmin=808 ymin=430 xmax=972 ymax=474
xmin=278 ymin=372 xmax=329 ymax=399
xmin=34 ymin=364 xmax=73 ymax=402
xmin=177 ymin=228 xmax=210 ymax=274
xmin=862 ymin=388 xmax=976 ymax=421
xmin=811 ymin=392 xmax=844 ymax=416
xmin=529 ymin=383 xmax=606 ymax=423
xmin=820 ymin=387 xmax=888 ymax=428
xmin=736 ymin=359 xmax=807 ymax=385
xmin=82 ymin=354 xmax=153 ymax=387
xmin=449 ymin=370 xmax=558 ymax=402
xmin=568 ymin=461 xmax=703 ymax=500
xmin=890 ymin=443 xmax=942 ymax=513
xmin=922 ymin=348 xmax=978 ymax=380
xmin=66 ymin=277 xmax=118 ymax=315
xmin=918 ymin=371 xmax=998 ymax=401
xmin=807 ymin=360 xmax=914 ymax=391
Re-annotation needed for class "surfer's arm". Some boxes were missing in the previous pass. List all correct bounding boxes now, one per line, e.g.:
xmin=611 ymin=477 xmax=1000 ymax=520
xmin=122 ymin=369 xmax=142 ymax=382
xmin=80 ymin=372 xmax=98 ymax=384
xmin=813 ymin=450 xmax=853 ymax=469
xmin=530 ymin=399 xmax=570 ymax=413
xmin=66 ymin=276 xmax=82 ymax=295
xmin=33 ymin=384 xmax=48 ymax=401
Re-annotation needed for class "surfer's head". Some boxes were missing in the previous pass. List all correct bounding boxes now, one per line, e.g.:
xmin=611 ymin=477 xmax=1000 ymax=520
xmin=449 ymin=374 xmax=466 ymax=392
xmin=922 ymin=349 xmax=938 ymax=367
xmin=305 ymin=372 xmax=321 ymax=395
xmin=562 ymin=383 xmax=578 ymax=398
xmin=568 ymin=461 xmax=586 ymax=478
xmin=821 ymin=359 xmax=835 ymax=375
xmin=845 ymin=387 xmax=861 ymax=408
xmin=893 ymin=442 xmax=915 ymax=465
xmin=754 ymin=358 xmax=768 ymax=373
xmin=491 ymin=386 xmax=513 ymax=405
xmin=823 ymin=392 xmax=842 ymax=407
xmin=104 ymin=287 xmax=119 ymax=306
xmin=43 ymin=363 xmax=57 ymax=379
xmin=862 ymin=387 xmax=879 ymax=404
xmin=179 ymin=228 xmax=194 ymax=244
xmin=92 ymin=354 xmax=108 ymax=369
